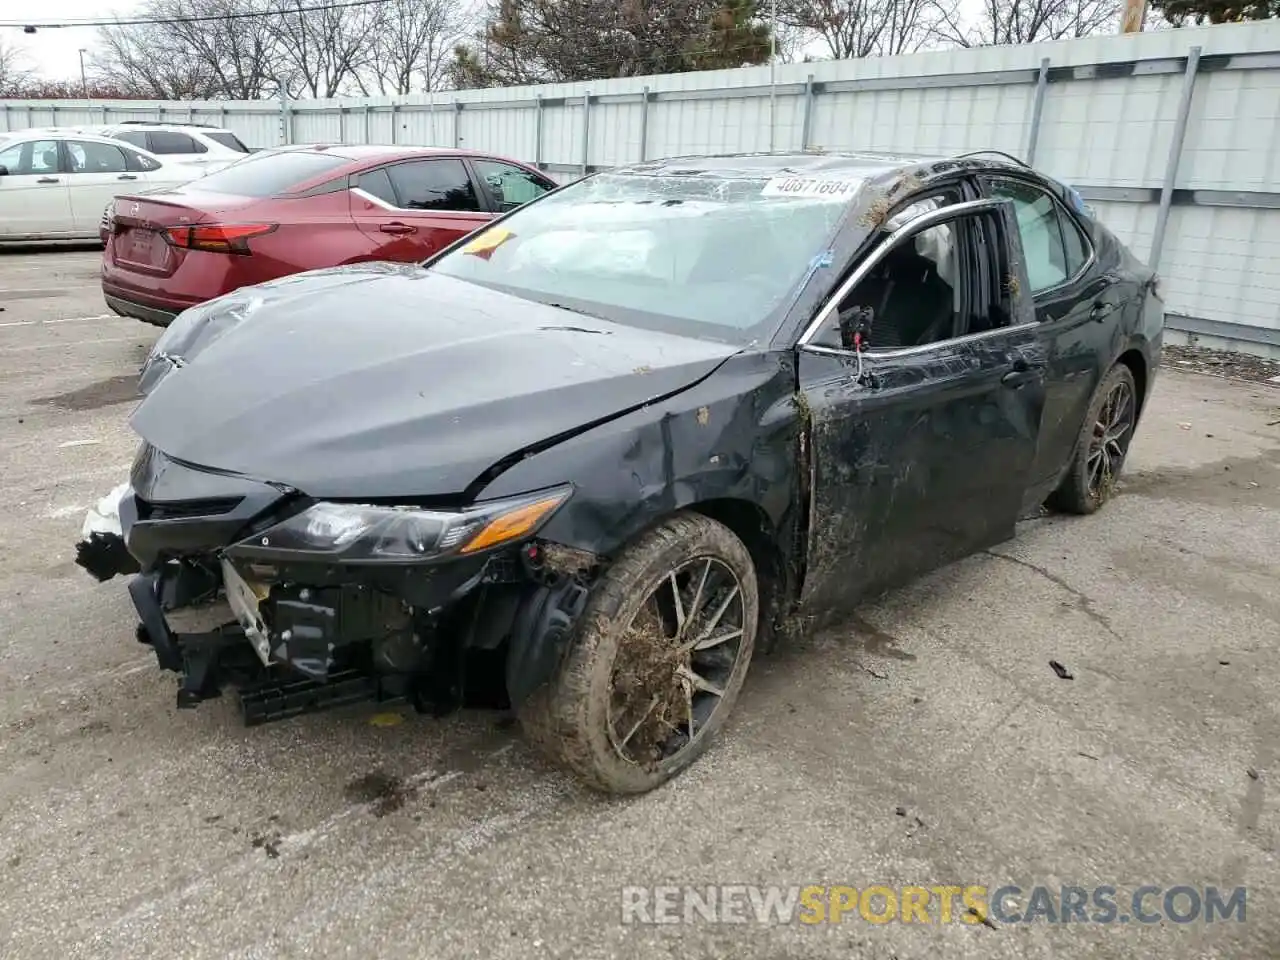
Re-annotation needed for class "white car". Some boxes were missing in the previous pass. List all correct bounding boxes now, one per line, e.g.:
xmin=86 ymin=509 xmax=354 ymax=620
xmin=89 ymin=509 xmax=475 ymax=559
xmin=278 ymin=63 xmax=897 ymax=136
xmin=0 ymin=130 xmax=207 ymax=243
xmin=98 ymin=122 xmax=251 ymax=174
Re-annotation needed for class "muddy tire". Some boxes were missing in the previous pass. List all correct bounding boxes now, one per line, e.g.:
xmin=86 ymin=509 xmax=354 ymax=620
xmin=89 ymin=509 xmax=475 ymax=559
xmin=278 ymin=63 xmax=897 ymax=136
xmin=1048 ymin=362 xmax=1138 ymax=515
xmin=518 ymin=512 xmax=758 ymax=795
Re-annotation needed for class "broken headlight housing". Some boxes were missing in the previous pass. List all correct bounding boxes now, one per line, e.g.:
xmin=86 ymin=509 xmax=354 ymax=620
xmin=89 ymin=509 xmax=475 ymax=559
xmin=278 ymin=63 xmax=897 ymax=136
xmin=230 ymin=486 xmax=572 ymax=564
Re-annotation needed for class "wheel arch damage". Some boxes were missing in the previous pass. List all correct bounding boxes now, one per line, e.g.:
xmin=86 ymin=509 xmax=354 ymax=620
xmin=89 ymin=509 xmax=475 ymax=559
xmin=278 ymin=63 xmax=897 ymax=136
xmin=479 ymin=349 xmax=808 ymax=709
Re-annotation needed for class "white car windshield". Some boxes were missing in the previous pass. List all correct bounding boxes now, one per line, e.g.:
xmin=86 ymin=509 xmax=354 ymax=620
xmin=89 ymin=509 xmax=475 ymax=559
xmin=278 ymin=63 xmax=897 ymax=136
xmin=429 ymin=172 xmax=854 ymax=342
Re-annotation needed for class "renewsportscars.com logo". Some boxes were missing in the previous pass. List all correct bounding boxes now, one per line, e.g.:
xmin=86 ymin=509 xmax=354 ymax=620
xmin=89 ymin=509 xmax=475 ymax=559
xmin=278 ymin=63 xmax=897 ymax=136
xmin=620 ymin=884 xmax=1247 ymax=926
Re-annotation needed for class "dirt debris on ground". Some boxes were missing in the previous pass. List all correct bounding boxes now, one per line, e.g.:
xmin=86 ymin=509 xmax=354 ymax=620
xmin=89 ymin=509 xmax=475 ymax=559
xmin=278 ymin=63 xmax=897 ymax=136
xmin=1162 ymin=343 xmax=1280 ymax=385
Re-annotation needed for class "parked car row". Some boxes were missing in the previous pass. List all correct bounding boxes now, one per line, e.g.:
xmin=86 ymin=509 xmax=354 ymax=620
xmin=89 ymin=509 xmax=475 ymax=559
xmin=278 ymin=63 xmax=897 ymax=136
xmin=0 ymin=121 xmax=559 ymax=326
xmin=18 ymin=120 xmax=250 ymax=171
xmin=0 ymin=128 xmax=215 ymax=242
xmin=74 ymin=148 xmax=1165 ymax=795
xmin=100 ymin=144 xmax=558 ymax=325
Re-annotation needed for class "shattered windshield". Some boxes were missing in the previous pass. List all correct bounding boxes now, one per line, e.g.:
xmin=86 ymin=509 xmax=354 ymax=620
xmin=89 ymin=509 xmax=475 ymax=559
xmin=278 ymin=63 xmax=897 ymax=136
xmin=428 ymin=172 xmax=855 ymax=342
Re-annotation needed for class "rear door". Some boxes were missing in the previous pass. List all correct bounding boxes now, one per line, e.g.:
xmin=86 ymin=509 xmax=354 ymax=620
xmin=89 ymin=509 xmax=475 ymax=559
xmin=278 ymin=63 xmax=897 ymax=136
xmin=350 ymin=157 xmax=492 ymax=262
xmin=795 ymin=197 xmax=1045 ymax=624
xmin=976 ymin=175 xmax=1117 ymax=500
xmin=63 ymin=139 xmax=143 ymax=233
xmin=0 ymin=138 xmax=73 ymax=237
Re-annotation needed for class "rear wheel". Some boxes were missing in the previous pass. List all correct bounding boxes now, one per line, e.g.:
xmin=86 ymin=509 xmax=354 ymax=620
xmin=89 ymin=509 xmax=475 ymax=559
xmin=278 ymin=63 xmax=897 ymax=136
xmin=1048 ymin=363 xmax=1138 ymax=515
xmin=519 ymin=512 xmax=758 ymax=795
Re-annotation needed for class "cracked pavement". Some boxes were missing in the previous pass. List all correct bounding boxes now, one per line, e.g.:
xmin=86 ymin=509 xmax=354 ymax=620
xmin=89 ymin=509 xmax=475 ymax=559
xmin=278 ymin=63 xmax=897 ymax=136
xmin=2 ymin=247 xmax=1280 ymax=958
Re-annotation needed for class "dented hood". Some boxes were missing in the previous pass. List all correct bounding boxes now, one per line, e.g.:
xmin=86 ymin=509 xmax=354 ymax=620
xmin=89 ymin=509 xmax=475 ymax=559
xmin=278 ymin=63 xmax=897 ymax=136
xmin=130 ymin=265 xmax=739 ymax=500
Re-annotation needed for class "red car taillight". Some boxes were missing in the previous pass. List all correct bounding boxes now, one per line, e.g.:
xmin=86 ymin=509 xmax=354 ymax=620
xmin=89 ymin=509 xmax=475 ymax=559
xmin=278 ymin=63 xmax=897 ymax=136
xmin=164 ymin=223 xmax=278 ymax=255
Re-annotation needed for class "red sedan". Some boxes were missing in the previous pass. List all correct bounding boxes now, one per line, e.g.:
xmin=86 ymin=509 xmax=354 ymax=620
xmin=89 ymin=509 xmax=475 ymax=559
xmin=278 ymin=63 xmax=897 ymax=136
xmin=101 ymin=145 xmax=559 ymax=326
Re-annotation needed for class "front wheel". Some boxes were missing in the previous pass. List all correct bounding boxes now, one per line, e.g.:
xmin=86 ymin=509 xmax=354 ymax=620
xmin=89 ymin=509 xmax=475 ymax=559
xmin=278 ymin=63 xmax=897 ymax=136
xmin=519 ymin=512 xmax=758 ymax=795
xmin=1048 ymin=362 xmax=1138 ymax=515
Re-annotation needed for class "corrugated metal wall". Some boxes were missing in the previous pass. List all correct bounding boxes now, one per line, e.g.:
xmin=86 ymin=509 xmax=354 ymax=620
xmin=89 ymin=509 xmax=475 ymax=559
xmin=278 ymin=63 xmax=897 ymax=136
xmin=4 ymin=20 xmax=1279 ymax=354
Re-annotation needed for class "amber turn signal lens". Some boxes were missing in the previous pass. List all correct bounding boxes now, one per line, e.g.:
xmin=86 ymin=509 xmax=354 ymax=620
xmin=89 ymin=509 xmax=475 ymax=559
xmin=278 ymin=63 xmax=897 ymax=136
xmin=459 ymin=493 xmax=568 ymax=554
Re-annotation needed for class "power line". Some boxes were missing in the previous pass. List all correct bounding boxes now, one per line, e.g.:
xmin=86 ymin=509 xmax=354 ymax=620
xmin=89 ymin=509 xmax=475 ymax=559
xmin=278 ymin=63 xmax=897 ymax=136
xmin=2 ymin=0 xmax=394 ymax=31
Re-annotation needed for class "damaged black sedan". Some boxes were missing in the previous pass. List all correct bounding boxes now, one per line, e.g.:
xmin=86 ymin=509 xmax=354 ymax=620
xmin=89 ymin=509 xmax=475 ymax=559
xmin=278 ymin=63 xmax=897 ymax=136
xmin=78 ymin=150 xmax=1163 ymax=794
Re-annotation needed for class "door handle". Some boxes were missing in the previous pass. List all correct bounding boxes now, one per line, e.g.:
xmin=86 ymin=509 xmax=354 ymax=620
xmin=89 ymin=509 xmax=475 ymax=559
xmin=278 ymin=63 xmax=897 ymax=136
xmin=379 ymin=222 xmax=416 ymax=235
xmin=117 ymin=174 xmax=138 ymax=180
xmin=1001 ymin=367 xmax=1037 ymax=388
xmin=1090 ymin=301 xmax=1111 ymax=323
xmin=37 ymin=177 xmax=60 ymax=184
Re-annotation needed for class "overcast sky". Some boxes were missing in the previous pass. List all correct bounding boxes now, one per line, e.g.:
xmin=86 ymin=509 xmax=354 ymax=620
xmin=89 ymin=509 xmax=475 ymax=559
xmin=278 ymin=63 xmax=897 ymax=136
xmin=4 ymin=0 xmax=126 ymax=80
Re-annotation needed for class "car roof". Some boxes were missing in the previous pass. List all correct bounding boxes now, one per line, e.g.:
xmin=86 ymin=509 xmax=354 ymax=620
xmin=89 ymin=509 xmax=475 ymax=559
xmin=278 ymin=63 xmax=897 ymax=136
xmin=606 ymin=149 xmax=1061 ymax=205
xmin=1 ymin=129 xmax=153 ymax=149
xmin=102 ymin=123 xmax=236 ymax=134
xmin=617 ymin=150 xmax=943 ymax=181
xmin=265 ymin=143 xmax=534 ymax=165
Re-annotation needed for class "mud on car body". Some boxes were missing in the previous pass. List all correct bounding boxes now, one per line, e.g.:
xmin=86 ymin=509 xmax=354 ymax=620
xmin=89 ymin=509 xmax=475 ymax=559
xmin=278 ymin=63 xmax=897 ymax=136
xmin=77 ymin=150 xmax=1164 ymax=794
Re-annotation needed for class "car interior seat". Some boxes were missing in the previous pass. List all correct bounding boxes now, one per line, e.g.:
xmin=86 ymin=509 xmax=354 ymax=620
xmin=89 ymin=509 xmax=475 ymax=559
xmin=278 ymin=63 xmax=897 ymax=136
xmin=844 ymin=241 xmax=956 ymax=350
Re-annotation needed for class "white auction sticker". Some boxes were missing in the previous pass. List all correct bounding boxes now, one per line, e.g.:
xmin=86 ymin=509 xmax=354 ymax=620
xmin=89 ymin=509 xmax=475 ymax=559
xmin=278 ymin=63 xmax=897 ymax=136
xmin=760 ymin=176 xmax=864 ymax=200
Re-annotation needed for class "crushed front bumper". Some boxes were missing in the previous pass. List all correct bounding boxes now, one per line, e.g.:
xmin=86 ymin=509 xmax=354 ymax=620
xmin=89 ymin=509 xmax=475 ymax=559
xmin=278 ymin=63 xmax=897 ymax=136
xmin=77 ymin=478 xmax=444 ymax=722
xmin=128 ymin=568 xmax=406 ymax=723
xmin=78 ymin=455 xmax=597 ymax=725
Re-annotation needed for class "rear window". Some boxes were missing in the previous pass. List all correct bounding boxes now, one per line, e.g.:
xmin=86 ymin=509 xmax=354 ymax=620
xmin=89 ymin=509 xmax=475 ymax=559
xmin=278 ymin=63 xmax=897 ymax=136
xmin=206 ymin=131 xmax=250 ymax=153
xmin=188 ymin=150 xmax=349 ymax=197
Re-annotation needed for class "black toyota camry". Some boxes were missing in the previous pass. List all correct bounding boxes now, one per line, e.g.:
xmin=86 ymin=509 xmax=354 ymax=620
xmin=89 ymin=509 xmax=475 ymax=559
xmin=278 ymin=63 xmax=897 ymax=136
xmin=77 ymin=150 xmax=1163 ymax=794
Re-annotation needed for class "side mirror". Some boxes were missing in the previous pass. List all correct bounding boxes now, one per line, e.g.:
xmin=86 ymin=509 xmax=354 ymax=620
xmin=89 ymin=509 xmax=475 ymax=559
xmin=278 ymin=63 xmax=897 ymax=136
xmin=0 ymin=165 xmax=9 ymax=177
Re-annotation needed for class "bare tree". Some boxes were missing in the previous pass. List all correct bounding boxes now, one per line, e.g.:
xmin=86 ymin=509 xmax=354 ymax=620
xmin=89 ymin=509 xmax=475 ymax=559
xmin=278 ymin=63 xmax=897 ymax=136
xmin=0 ymin=36 xmax=35 ymax=96
xmin=776 ymin=0 xmax=953 ymax=59
xmin=932 ymin=0 xmax=1120 ymax=44
xmin=93 ymin=0 xmax=278 ymax=99
xmin=361 ymin=0 xmax=466 ymax=94
xmin=95 ymin=20 xmax=224 ymax=98
xmin=268 ymin=0 xmax=381 ymax=97
xmin=157 ymin=0 xmax=281 ymax=99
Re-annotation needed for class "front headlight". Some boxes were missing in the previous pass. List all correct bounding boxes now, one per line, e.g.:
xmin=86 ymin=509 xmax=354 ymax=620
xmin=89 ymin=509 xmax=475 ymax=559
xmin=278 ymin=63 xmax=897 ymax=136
xmin=231 ymin=486 xmax=572 ymax=563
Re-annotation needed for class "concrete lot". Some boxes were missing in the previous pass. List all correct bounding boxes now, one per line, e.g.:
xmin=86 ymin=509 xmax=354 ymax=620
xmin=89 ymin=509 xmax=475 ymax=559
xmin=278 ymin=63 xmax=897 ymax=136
xmin=1 ymin=246 xmax=1279 ymax=960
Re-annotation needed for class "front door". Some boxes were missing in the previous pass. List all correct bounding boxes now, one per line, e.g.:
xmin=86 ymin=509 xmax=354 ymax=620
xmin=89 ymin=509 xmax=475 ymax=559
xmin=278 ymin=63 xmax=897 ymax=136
xmin=0 ymin=138 xmax=73 ymax=238
xmin=350 ymin=157 xmax=493 ymax=263
xmin=796 ymin=197 xmax=1046 ymax=623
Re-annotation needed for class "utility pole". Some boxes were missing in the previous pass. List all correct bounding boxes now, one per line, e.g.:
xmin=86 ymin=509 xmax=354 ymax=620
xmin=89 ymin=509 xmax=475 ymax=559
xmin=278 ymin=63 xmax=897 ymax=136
xmin=1120 ymin=0 xmax=1148 ymax=31
xmin=78 ymin=49 xmax=89 ymax=99
xmin=768 ymin=0 xmax=777 ymax=151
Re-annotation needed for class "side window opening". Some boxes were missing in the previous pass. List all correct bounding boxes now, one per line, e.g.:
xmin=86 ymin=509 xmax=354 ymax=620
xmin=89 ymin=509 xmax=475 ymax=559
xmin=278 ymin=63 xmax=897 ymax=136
xmin=0 ymin=140 xmax=59 ymax=175
xmin=123 ymin=148 xmax=160 ymax=173
xmin=113 ymin=130 xmax=149 ymax=150
xmin=385 ymin=158 xmax=481 ymax=212
xmin=986 ymin=177 xmax=1089 ymax=293
xmin=67 ymin=141 xmax=128 ymax=174
xmin=472 ymin=158 xmax=555 ymax=212
xmin=147 ymin=131 xmax=204 ymax=155
xmin=1060 ymin=210 xmax=1090 ymax=276
xmin=812 ymin=207 xmax=1013 ymax=353
xmin=355 ymin=167 xmax=398 ymax=207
